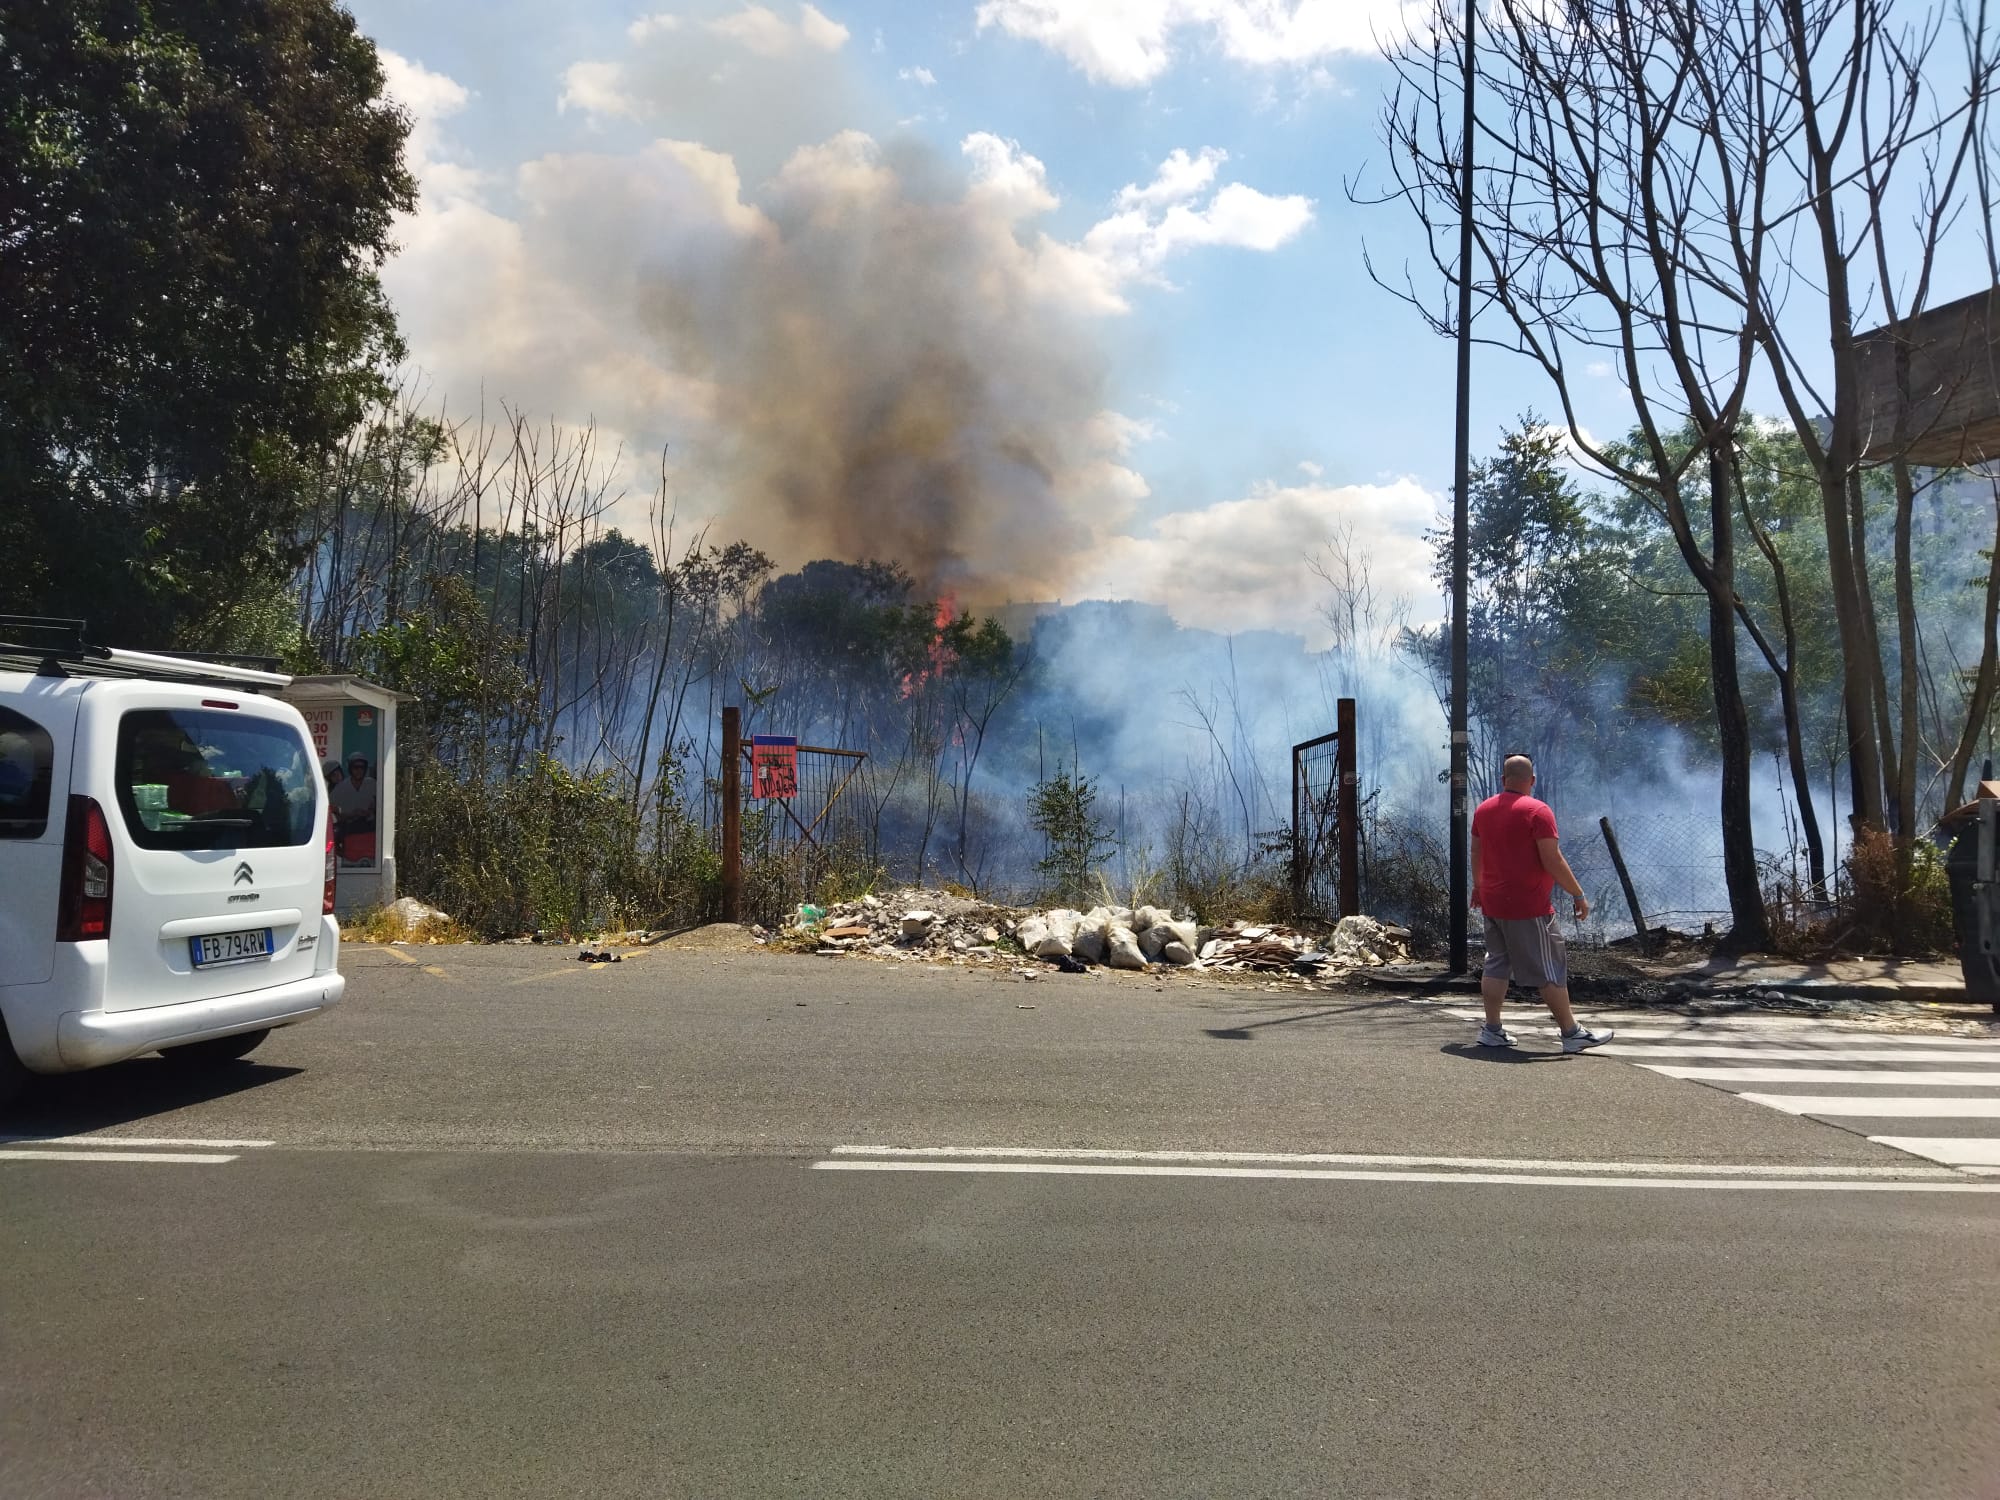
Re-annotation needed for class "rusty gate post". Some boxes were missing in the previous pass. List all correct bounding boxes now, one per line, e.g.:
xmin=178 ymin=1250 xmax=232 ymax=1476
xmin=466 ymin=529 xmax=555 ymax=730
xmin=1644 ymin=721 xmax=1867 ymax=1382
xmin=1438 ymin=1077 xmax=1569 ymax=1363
xmin=1291 ymin=742 xmax=1306 ymax=915
xmin=721 ymin=705 xmax=742 ymax=923
xmin=1337 ymin=697 xmax=1359 ymax=917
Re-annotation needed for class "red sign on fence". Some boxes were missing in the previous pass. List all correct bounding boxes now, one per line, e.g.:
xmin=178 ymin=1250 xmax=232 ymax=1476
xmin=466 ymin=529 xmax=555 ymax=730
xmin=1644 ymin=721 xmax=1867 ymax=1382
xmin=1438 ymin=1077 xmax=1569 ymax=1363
xmin=751 ymin=736 xmax=800 ymax=800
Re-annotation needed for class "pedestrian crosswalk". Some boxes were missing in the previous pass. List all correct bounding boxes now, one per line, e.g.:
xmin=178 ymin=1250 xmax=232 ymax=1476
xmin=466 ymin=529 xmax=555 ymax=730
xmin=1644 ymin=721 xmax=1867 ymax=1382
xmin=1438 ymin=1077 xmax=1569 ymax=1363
xmin=1443 ymin=1007 xmax=2000 ymax=1173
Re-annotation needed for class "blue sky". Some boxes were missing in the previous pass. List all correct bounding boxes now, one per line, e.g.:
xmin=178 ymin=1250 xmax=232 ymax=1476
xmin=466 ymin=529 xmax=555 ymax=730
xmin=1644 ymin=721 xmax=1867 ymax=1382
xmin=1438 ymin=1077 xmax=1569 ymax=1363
xmin=344 ymin=0 xmax=1628 ymax=638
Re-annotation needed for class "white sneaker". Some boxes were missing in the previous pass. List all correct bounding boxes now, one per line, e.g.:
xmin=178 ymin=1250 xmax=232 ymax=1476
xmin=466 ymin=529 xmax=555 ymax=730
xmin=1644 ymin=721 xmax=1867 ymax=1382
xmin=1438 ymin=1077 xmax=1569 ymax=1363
xmin=1562 ymin=1025 xmax=1614 ymax=1054
xmin=1476 ymin=1023 xmax=1516 ymax=1048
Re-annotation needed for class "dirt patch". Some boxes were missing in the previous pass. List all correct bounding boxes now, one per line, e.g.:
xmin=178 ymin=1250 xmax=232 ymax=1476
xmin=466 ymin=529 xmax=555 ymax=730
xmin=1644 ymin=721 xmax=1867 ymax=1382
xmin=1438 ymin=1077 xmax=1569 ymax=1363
xmin=658 ymin=922 xmax=766 ymax=953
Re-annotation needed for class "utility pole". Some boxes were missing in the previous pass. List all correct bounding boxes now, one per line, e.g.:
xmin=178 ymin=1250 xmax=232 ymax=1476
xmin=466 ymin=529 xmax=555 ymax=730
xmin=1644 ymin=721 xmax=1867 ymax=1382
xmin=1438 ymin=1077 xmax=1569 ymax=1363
xmin=721 ymin=705 xmax=742 ymax=924
xmin=1448 ymin=0 xmax=1477 ymax=974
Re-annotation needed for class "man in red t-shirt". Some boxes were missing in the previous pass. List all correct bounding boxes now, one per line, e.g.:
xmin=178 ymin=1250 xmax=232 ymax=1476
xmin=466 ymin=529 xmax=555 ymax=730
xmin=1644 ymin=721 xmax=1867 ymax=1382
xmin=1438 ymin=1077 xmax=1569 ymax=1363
xmin=1470 ymin=755 xmax=1613 ymax=1054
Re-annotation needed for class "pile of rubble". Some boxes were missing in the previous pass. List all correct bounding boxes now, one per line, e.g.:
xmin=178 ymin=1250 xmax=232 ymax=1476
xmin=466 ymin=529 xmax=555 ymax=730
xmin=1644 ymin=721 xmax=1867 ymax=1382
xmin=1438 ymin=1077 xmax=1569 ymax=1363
xmin=765 ymin=887 xmax=1018 ymax=964
xmin=1198 ymin=915 xmax=1412 ymax=972
xmin=763 ymin=887 xmax=1412 ymax=977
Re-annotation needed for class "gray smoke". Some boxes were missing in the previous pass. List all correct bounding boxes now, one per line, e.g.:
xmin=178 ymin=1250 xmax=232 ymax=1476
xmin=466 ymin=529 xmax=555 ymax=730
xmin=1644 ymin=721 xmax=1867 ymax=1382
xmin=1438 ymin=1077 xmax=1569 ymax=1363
xmin=636 ymin=130 xmax=1114 ymax=600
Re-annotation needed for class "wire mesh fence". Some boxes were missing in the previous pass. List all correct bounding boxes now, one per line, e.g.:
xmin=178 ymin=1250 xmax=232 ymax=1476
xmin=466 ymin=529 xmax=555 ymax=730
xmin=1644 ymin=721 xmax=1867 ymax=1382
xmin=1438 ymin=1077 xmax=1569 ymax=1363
xmin=1562 ymin=812 xmax=1735 ymax=945
xmin=741 ymin=746 xmax=881 ymax=915
xmin=1349 ymin=796 xmax=1838 ymax=950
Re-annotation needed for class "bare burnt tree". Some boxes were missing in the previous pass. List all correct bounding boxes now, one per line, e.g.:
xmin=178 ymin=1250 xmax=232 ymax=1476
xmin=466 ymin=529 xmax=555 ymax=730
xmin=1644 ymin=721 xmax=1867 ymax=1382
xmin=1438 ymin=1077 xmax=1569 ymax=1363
xmin=1368 ymin=0 xmax=1788 ymax=944
xmin=1942 ymin=84 xmax=2000 ymax=808
xmin=1752 ymin=0 xmax=1997 ymax=847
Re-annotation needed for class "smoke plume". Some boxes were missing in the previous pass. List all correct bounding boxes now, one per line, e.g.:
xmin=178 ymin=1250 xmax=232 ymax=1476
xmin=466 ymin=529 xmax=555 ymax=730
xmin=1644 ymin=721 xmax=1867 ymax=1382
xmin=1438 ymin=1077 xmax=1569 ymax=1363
xmin=387 ymin=5 xmax=1316 ymax=604
xmin=632 ymin=129 xmax=1128 ymax=600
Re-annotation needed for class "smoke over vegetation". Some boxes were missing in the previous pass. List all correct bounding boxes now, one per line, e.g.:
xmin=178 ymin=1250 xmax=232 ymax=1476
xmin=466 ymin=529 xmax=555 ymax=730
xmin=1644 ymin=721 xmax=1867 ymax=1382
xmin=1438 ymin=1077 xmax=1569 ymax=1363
xmin=385 ymin=7 xmax=1326 ymax=613
xmin=635 ymin=130 xmax=1120 ymax=601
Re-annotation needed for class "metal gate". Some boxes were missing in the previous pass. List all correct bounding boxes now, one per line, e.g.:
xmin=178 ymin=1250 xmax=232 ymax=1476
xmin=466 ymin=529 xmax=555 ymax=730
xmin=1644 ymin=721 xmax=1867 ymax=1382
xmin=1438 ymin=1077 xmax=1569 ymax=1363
xmin=719 ymin=707 xmax=872 ymax=920
xmin=742 ymin=741 xmax=872 ymax=860
xmin=1291 ymin=698 xmax=1359 ymax=920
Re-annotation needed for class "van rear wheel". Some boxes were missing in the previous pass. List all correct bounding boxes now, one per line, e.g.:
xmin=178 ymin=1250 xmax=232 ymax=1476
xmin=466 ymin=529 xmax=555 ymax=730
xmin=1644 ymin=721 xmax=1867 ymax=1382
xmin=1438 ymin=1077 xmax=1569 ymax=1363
xmin=160 ymin=1029 xmax=271 ymax=1067
xmin=0 ymin=1023 xmax=31 ymax=1109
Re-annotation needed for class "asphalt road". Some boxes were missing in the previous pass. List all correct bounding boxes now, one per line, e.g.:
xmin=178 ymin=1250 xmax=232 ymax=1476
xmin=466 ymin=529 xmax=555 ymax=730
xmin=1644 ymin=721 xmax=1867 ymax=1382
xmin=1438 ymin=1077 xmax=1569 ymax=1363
xmin=4 ymin=945 xmax=1999 ymax=1499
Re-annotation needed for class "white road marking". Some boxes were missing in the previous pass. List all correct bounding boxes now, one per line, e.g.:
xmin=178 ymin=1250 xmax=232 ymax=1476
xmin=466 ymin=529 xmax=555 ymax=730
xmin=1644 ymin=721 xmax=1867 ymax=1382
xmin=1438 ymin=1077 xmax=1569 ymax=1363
xmin=1738 ymin=1095 xmax=2000 ymax=1118
xmin=1867 ymin=1137 xmax=2000 ymax=1167
xmin=0 ymin=1150 xmax=237 ymax=1164
xmin=0 ymin=1135 xmax=274 ymax=1149
xmin=1600 ymin=1044 xmax=2000 ymax=1062
xmin=828 ymin=1145 xmax=1958 ymax=1177
xmin=1641 ymin=1065 xmax=2000 ymax=1086
xmin=812 ymin=1160 xmax=2000 ymax=1192
xmin=1439 ymin=1008 xmax=1997 ymax=1042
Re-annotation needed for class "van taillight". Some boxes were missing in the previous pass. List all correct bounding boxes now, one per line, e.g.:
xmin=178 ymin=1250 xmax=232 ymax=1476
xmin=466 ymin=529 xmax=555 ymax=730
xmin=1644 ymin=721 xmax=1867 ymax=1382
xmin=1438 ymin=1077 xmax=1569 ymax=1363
xmin=324 ymin=806 xmax=336 ymax=915
xmin=57 ymin=795 xmax=114 ymax=941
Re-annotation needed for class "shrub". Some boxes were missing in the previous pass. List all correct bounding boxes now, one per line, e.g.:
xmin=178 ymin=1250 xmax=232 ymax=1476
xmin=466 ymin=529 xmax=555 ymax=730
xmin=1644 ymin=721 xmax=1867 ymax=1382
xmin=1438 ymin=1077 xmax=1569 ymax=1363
xmin=1840 ymin=829 xmax=1954 ymax=958
xmin=1029 ymin=763 xmax=1117 ymax=907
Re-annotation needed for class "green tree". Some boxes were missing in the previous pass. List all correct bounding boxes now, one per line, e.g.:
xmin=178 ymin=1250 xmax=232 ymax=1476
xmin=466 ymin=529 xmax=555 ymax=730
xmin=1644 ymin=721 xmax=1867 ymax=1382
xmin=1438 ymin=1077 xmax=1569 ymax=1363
xmin=1 ymin=0 xmax=415 ymax=648
xmin=1029 ymin=761 xmax=1116 ymax=907
xmin=1407 ymin=418 xmax=1645 ymax=801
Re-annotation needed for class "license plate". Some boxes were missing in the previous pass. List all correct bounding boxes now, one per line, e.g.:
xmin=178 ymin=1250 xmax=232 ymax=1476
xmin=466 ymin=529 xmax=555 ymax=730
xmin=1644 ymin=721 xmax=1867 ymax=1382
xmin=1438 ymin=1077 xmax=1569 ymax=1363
xmin=189 ymin=929 xmax=274 ymax=968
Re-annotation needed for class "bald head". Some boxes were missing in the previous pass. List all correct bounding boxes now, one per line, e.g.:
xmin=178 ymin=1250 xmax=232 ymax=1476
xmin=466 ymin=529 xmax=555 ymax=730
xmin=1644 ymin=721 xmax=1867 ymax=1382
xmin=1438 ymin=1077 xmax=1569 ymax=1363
xmin=1502 ymin=755 xmax=1536 ymax=791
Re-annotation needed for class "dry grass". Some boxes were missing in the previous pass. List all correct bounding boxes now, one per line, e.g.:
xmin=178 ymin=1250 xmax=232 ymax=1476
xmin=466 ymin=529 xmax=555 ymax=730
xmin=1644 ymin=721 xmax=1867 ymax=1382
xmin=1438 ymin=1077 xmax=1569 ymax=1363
xmin=341 ymin=905 xmax=478 ymax=945
xmin=1761 ymin=829 xmax=1954 ymax=959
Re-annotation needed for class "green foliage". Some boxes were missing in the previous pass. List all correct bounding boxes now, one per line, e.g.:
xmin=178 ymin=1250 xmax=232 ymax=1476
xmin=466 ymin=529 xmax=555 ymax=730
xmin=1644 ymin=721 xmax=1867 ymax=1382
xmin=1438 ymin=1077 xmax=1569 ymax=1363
xmin=1405 ymin=416 xmax=1649 ymax=795
xmin=394 ymin=754 xmax=626 ymax=939
xmin=351 ymin=574 xmax=538 ymax=770
xmin=1 ymin=0 xmax=415 ymax=647
xmin=1029 ymin=762 xmax=1117 ymax=906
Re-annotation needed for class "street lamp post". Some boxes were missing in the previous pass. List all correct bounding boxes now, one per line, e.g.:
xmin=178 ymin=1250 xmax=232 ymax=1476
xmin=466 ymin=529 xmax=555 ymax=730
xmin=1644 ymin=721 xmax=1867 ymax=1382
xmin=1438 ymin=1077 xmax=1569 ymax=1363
xmin=1449 ymin=0 xmax=1477 ymax=975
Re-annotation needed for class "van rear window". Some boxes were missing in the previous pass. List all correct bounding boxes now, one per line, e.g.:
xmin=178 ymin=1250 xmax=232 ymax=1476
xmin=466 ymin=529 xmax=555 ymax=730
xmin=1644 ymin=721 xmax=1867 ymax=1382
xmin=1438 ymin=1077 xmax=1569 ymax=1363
xmin=115 ymin=710 xmax=317 ymax=851
xmin=0 ymin=706 xmax=54 ymax=839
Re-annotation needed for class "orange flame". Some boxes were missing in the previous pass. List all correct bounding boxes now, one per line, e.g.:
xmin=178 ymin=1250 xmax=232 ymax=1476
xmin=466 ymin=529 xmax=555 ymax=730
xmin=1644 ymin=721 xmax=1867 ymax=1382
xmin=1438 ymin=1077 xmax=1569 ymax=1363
xmin=900 ymin=593 xmax=957 ymax=698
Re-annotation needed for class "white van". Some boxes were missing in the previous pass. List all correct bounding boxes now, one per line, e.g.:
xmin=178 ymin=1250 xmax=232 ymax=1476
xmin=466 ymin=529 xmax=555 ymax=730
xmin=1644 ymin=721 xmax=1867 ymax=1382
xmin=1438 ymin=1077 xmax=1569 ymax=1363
xmin=0 ymin=631 xmax=345 ymax=1105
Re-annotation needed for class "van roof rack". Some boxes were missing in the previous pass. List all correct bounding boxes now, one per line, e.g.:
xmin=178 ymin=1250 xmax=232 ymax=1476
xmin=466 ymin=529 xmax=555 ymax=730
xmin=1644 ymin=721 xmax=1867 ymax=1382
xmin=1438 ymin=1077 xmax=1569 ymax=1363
xmin=0 ymin=615 xmax=293 ymax=692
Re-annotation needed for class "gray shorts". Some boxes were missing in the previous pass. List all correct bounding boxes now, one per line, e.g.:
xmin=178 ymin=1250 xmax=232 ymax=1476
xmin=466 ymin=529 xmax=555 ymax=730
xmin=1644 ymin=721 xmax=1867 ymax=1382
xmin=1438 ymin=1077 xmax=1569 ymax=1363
xmin=1483 ymin=915 xmax=1568 ymax=989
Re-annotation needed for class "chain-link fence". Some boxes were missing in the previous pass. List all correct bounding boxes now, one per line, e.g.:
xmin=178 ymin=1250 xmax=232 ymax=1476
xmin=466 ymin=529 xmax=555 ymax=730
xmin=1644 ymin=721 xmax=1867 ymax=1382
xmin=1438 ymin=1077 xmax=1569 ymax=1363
xmin=1562 ymin=812 xmax=1735 ymax=945
xmin=1354 ymin=800 xmax=1836 ymax=950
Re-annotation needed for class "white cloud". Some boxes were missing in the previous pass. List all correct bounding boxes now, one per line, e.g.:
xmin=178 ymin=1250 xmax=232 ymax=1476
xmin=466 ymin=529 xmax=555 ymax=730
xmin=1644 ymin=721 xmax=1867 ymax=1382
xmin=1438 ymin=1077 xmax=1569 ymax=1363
xmin=975 ymin=0 xmax=1424 ymax=87
xmin=626 ymin=13 xmax=682 ymax=42
xmin=558 ymin=60 xmax=644 ymax=122
xmin=962 ymin=132 xmax=1060 ymax=219
xmin=708 ymin=3 xmax=850 ymax=55
xmin=1073 ymin=476 xmax=1441 ymax=644
xmin=899 ymin=65 xmax=939 ymax=86
xmin=1116 ymin=146 xmax=1226 ymax=211
xmin=379 ymin=51 xmax=486 ymax=205
xmin=1081 ymin=154 xmax=1314 ymax=292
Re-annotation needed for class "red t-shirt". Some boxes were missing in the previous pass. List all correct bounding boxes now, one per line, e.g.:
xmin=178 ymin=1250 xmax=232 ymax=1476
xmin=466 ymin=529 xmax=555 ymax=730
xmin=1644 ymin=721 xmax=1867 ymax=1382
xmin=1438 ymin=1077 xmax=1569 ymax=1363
xmin=1473 ymin=791 xmax=1558 ymax=919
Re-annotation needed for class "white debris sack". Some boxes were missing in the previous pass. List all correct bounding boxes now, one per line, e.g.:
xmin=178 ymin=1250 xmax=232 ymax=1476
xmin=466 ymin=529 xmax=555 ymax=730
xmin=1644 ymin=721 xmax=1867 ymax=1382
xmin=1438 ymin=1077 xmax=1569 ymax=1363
xmin=1106 ymin=924 xmax=1147 ymax=970
xmin=389 ymin=896 xmax=449 ymax=930
xmin=1034 ymin=908 xmax=1083 ymax=959
xmin=1073 ymin=909 xmax=1111 ymax=966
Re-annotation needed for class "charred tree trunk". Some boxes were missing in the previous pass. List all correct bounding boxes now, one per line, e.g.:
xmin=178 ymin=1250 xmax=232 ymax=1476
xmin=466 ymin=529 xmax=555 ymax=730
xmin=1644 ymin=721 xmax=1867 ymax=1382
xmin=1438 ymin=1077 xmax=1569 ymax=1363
xmin=1891 ymin=457 xmax=1921 ymax=868
xmin=1705 ymin=447 xmax=1772 ymax=949
xmin=1734 ymin=451 xmax=1828 ymax=897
